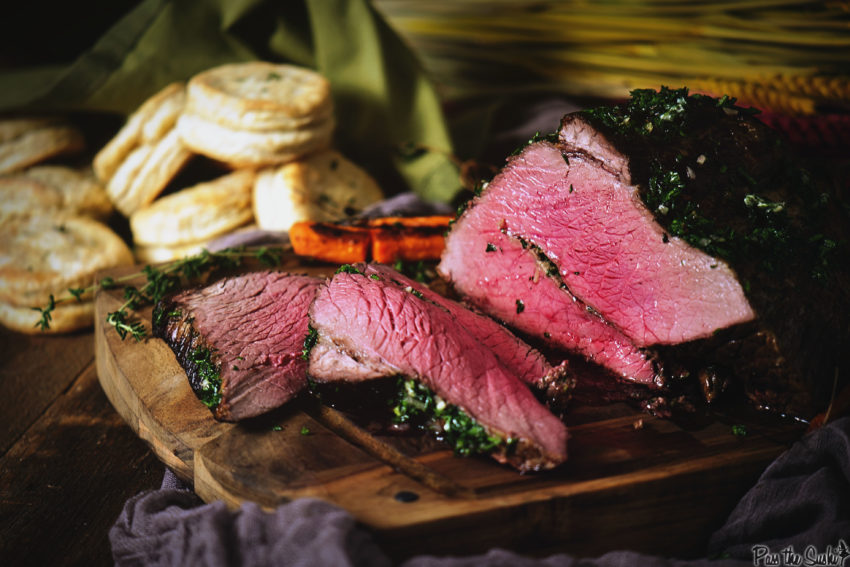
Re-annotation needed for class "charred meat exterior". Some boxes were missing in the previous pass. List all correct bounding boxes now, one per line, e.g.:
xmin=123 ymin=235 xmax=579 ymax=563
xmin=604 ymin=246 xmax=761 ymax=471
xmin=440 ymin=87 xmax=848 ymax=417
xmin=153 ymin=271 xmax=322 ymax=421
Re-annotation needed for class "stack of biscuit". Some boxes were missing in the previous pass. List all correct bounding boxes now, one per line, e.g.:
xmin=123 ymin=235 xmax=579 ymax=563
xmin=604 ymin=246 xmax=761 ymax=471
xmin=129 ymin=169 xmax=256 ymax=263
xmin=0 ymin=117 xmax=133 ymax=334
xmin=0 ymin=215 xmax=133 ymax=333
xmin=176 ymin=62 xmax=335 ymax=167
xmin=92 ymin=61 xmax=383 ymax=263
xmin=94 ymin=82 xmax=193 ymax=217
xmin=0 ymin=60 xmax=388 ymax=335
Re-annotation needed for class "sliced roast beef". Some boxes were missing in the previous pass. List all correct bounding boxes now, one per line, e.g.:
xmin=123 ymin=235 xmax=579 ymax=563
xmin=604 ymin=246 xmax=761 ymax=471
xmin=441 ymin=87 xmax=848 ymax=416
xmin=444 ymin=140 xmax=754 ymax=348
xmin=358 ymin=263 xmax=572 ymax=394
xmin=439 ymin=180 xmax=661 ymax=386
xmin=307 ymin=266 xmax=569 ymax=471
xmin=153 ymin=271 xmax=322 ymax=421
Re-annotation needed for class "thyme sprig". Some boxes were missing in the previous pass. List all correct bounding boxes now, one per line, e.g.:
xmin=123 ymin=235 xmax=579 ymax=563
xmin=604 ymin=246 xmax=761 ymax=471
xmin=34 ymin=246 xmax=286 ymax=340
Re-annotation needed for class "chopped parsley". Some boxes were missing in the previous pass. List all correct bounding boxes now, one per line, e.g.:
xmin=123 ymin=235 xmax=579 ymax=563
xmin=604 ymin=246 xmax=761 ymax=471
xmin=301 ymin=325 xmax=319 ymax=360
xmin=580 ymin=86 xmax=840 ymax=282
xmin=391 ymin=378 xmax=515 ymax=457
xmin=336 ymin=264 xmax=363 ymax=275
xmin=190 ymin=346 xmax=222 ymax=409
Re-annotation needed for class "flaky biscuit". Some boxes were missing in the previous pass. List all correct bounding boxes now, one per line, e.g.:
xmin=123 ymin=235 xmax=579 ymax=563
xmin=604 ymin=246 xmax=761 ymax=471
xmin=0 ymin=214 xmax=133 ymax=308
xmin=134 ymin=241 xmax=207 ymax=264
xmin=0 ymin=124 xmax=85 ymax=175
xmin=13 ymin=165 xmax=112 ymax=219
xmin=105 ymin=128 xmax=193 ymax=216
xmin=253 ymin=149 xmax=384 ymax=231
xmin=0 ymin=298 xmax=94 ymax=334
xmin=176 ymin=112 xmax=333 ymax=167
xmin=130 ymin=169 xmax=255 ymax=246
xmin=93 ymin=82 xmax=186 ymax=182
xmin=140 ymin=85 xmax=186 ymax=143
xmin=0 ymin=176 xmax=62 ymax=222
xmin=0 ymin=117 xmax=57 ymax=143
xmin=185 ymin=62 xmax=333 ymax=131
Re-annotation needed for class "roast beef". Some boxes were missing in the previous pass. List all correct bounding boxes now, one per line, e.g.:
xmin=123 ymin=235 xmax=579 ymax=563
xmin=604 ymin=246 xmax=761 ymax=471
xmin=439 ymin=171 xmax=661 ymax=386
xmin=153 ymin=271 xmax=322 ymax=421
xmin=440 ymin=87 xmax=849 ymax=417
xmin=359 ymin=263 xmax=572 ymax=394
xmin=307 ymin=264 xmax=569 ymax=471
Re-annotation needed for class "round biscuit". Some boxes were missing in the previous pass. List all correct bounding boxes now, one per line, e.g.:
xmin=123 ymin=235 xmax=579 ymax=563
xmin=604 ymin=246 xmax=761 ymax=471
xmin=253 ymin=149 xmax=384 ymax=231
xmin=185 ymin=62 xmax=333 ymax=131
xmin=106 ymin=144 xmax=153 ymax=211
xmin=130 ymin=169 xmax=255 ymax=246
xmin=0 ymin=124 xmax=85 ymax=175
xmin=108 ymin=128 xmax=193 ymax=217
xmin=176 ymin=113 xmax=333 ymax=167
xmin=0 ymin=298 xmax=94 ymax=334
xmin=0 ymin=176 xmax=63 ymax=222
xmin=140 ymin=85 xmax=186 ymax=143
xmin=0 ymin=214 xmax=134 ymax=307
xmin=0 ymin=117 xmax=57 ymax=143
xmin=93 ymin=82 xmax=186 ymax=182
xmin=21 ymin=165 xmax=113 ymax=219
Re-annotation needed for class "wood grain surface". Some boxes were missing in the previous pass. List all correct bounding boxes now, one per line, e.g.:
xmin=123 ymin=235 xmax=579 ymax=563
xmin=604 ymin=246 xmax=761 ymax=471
xmin=0 ymin=326 xmax=161 ymax=567
xmin=93 ymin=261 xmax=807 ymax=561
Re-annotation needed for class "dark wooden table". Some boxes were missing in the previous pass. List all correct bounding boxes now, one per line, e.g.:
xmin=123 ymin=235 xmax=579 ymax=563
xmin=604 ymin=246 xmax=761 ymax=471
xmin=0 ymin=325 xmax=162 ymax=566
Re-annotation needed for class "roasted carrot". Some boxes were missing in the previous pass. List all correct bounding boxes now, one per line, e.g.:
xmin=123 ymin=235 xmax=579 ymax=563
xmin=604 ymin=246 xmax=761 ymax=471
xmin=371 ymin=224 xmax=449 ymax=263
xmin=289 ymin=216 xmax=453 ymax=264
xmin=289 ymin=221 xmax=371 ymax=264
xmin=365 ymin=215 xmax=454 ymax=228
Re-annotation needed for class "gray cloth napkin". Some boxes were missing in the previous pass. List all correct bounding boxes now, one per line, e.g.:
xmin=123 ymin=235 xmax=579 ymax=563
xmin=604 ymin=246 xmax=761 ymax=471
xmin=110 ymin=417 xmax=850 ymax=566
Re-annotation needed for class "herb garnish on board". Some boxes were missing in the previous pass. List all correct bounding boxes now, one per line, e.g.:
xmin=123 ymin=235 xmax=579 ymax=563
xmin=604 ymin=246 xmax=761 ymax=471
xmin=35 ymin=246 xmax=285 ymax=340
xmin=391 ymin=377 xmax=516 ymax=457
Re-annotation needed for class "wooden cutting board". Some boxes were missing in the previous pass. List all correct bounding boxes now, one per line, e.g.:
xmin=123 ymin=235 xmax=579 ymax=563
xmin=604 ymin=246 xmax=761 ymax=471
xmin=94 ymin=257 xmax=806 ymax=561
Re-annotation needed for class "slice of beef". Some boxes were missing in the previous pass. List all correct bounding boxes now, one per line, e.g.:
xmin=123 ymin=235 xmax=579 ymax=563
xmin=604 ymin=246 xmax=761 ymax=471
xmin=307 ymin=266 xmax=568 ymax=471
xmin=441 ymin=87 xmax=849 ymax=417
xmin=359 ymin=263 xmax=572 ymax=394
xmin=153 ymin=271 xmax=322 ymax=421
xmin=448 ymin=140 xmax=754 ymax=348
xmin=439 ymin=179 xmax=661 ymax=386
xmin=560 ymin=89 xmax=849 ymax=415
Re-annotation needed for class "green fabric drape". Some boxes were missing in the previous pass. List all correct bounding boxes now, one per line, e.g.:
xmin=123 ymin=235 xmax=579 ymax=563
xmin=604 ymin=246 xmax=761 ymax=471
xmin=0 ymin=0 xmax=461 ymax=202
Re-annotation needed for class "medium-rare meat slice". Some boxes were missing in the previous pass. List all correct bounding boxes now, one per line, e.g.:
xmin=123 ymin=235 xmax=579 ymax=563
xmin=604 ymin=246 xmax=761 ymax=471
xmin=153 ymin=271 xmax=322 ymax=421
xmin=559 ymin=88 xmax=848 ymax=414
xmin=445 ymin=140 xmax=754 ymax=348
xmin=439 ymin=180 xmax=661 ymax=385
xmin=359 ymin=263 xmax=572 ymax=395
xmin=307 ymin=265 xmax=568 ymax=471
xmin=441 ymin=87 xmax=849 ymax=416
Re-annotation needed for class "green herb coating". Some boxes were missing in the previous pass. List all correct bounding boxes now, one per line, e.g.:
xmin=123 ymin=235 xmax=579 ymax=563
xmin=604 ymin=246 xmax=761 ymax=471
xmin=391 ymin=378 xmax=514 ymax=457
xmin=190 ymin=346 xmax=222 ymax=409
xmin=335 ymin=264 xmax=364 ymax=275
xmin=301 ymin=325 xmax=319 ymax=361
xmin=580 ymin=86 xmax=838 ymax=282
